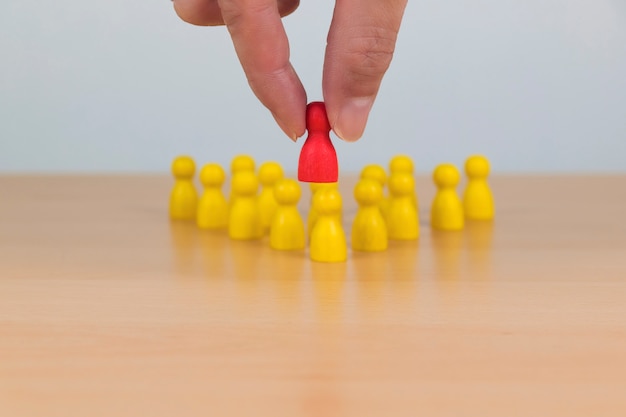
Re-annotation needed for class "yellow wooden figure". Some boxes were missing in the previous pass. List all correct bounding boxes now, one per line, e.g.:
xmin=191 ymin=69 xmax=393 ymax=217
xmin=270 ymin=179 xmax=305 ymax=251
xmin=169 ymin=155 xmax=198 ymax=220
xmin=389 ymin=154 xmax=414 ymax=174
xmin=431 ymin=163 xmax=465 ymax=231
xmin=196 ymin=163 xmax=228 ymax=229
xmin=463 ymin=155 xmax=495 ymax=220
xmin=258 ymin=161 xmax=284 ymax=234
xmin=229 ymin=155 xmax=256 ymax=207
xmin=360 ymin=164 xmax=389 ymax=219
xmin=389 ymin=155 xmax=418 ymax=209
xmin=310 ymin=188 xmax=347 ymax=263
xmin=360 ymin=164 xmax=387 ymax=185
xmin=387 ymin=173 xmax=419 ymax=240
xmin=228 ymin=171 xmax=262 ymax=240
xmin=307 ymin=183 xmax=322 ymax=237
xmin=230 ymin=154 xmax=255 ymax=174
xmin=307 ymin=182 xmax=339 ymax=239
xmin=351 ymin=179 xmax=388 ymax=252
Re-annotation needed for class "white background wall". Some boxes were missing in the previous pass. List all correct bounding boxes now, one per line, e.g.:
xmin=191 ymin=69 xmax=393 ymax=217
xmin=1 ymin=0 xmax=625 ymax=174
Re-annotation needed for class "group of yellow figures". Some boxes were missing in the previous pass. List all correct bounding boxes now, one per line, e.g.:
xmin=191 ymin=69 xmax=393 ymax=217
xmin=169 ymin=154 xmax=494 ymax=263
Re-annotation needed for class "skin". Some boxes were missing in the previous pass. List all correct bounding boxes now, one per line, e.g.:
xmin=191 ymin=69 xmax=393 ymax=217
xmin=172 ymin=0 xmax=408 ymax=142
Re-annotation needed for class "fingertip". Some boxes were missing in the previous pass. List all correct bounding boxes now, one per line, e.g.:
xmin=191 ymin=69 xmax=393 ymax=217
xmin=271 ymin=98 xmax=307 ymax=142
xmin=173 ymin=0 xmax=224 ymax=26
xmin=327 ymin=97 xmax=373 ymax=142
xmin=278 ymin=0 xmax=300 ymax=18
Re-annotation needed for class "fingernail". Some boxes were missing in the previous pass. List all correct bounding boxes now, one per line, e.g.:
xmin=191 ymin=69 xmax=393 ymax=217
xmin=333 ymin=97 xmax=374 ymax=142
xmin=272 ymin=113 xmax=298 ymax=142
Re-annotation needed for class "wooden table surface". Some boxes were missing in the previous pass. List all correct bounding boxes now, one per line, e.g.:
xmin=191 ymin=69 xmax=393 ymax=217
xmin=1 ymin=174 xmax=625 ymax=417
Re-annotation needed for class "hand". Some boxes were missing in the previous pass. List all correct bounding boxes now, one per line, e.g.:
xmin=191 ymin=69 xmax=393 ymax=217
xmin=173 ymin=0 xmax=407 ymax=142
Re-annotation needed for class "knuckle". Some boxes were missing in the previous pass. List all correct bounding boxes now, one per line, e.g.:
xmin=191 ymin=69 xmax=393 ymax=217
xmin=343 ymin=26 xmax=397 ymax=84
xmin=247 ymin=63 xmax=292 ymax=88
xmin=220 ymin=1 xmax=276 ymax=31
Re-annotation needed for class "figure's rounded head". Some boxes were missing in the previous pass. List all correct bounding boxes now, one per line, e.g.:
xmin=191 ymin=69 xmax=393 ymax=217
xmin=232 ymin=171 xmax=258 ymax=196
xmin=354 ymin=179 xmax=383 ymax=206
xmin=360 ymin=164 xmax=387 ymax=186
xmin=306 ymin=102 xmax=330 ymax=132
xmin=258 ymin=161 xmax=284 ymax=186
xmin=388 ymin=173 xmax=415 ymax=197
xmin=310 ymin=182 xmax=338 ymax=194
xmin=274 ymin=179 xmax=301 ymax=205
xmin=199 ymin=163 xmax=225 ymax=187
xmin=230 ymin=155 xmax=255 ymax=174
xmin=433 ymin=163 xmax=460 ymax=188
xmin=313 ymin=188 xmax=342 ymax=215
xmin=465 ymin=155 xmax=490 ymax=179
xmin=172 ymin=156 xmax=195 ymax=179
xmin=389 ymin=155 xmax=414 ymax=174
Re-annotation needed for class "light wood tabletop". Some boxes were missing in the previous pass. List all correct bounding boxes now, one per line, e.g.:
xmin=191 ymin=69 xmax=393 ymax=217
xmin=1 ymin=174 xmax=625 ymax=417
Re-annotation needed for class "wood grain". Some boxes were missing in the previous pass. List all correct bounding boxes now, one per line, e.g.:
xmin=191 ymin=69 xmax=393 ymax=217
xmin=1 ymin=175 xmax=625 ymax=417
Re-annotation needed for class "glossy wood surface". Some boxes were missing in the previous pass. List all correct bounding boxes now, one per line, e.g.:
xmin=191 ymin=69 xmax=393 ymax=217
xmin=1 ymin=175 xmax=626 ymax=417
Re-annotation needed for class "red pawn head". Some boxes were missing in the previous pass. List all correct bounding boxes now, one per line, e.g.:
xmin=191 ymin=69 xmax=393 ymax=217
xmin=298 ymin=102 xmax=339 ymax=183
xmin=306 ymin=101 xmax=331 ymax=132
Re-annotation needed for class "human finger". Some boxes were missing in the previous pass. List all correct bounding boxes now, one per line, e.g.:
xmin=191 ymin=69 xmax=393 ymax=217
xmin=217 ymin=0 xmax=306 ymax=140
xmin=173 ymin=0 xmax=300 ymax=27
xmin=323 ymin=0 xmax=407 ymax=141
xmin=173 ymin=0 xmax=223 ymax=26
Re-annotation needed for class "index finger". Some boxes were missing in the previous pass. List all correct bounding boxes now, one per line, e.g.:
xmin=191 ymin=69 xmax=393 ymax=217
xmin=172 ymin=0 xmax=300 ymax=26
xmin=218 ymin=0 xmax=307 ymax=140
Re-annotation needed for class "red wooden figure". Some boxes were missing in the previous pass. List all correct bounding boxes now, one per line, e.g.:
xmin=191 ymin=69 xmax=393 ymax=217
xmin=297 ymin=102 xmax=339 ymax=183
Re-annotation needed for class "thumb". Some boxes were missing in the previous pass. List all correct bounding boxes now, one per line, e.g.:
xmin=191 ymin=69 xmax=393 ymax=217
xmin=323 ymin=0 xmax=407 ymax=141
